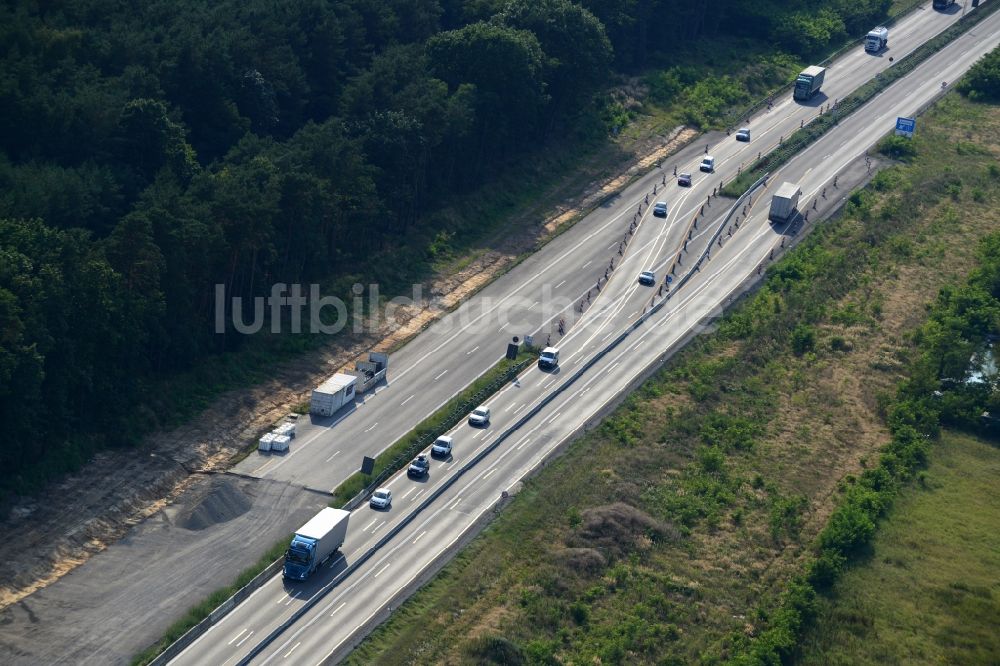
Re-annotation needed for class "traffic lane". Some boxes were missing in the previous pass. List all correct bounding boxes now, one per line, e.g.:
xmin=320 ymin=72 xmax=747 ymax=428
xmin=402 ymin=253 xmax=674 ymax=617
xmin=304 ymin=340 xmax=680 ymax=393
xmin=238 ymin=156 xmax=687 ymax=489
xmin=253 ymin=227 xmax=785 ymax=664
xmin=239 ymin=0 xmax=978 ymax=488
xmin=697 ymin=5 xmax=973 ymax=186
xmin=563 ymin=184 xmax=743 ymax=366
xmin=197 ymin=97 xmax=814 ymax=666
xmin=774 ymin=11 xmax=1000 ymax=204
xmin=215 ymin=15 xmax=1000 ymax=664
xmin=175 ymin=376 xmax=561 ymax=665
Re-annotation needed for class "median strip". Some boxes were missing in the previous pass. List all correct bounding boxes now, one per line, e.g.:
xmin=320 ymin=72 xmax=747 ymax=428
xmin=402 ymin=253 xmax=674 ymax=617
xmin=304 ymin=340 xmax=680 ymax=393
xmin=136 ymin=347 xmax=537 ymax=665
xmin=722 ymin=0 xmax=999 ymax=197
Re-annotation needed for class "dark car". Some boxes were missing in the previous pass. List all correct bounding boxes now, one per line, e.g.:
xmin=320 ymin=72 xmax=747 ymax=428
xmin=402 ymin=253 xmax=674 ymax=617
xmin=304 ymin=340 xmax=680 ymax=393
xmin=677 ymin=172 xmax=692 ymax=187
xmin=638 ymin=271 xmax=656 ymax=286
xmin=653 ymin=201 xmax=669 ymax=217
xmin=407 ymin=455 xmax=430 ymax=478
xmin=735 ymin=128 xmax=751 ymax=142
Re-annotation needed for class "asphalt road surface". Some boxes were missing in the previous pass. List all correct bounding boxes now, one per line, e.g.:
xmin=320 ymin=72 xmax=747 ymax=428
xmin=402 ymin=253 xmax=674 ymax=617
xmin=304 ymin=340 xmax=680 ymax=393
xmin=0 ymin=476 xmax=329 ymax=665
xmin=168 ymin=6 xmax=1000 ymax=665
xmin=232 ymin=0 xmax=980 ymax=498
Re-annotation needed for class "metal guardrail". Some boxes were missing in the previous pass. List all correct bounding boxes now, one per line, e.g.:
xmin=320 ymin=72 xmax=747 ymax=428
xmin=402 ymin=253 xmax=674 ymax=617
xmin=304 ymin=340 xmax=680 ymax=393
xmin=726 ymin=0 xmax=999 ymax=195
xmin=236 ymin=174 xmax=773 ymax=664
xmin=723 ymin=0 xmax=930 ymax=129
xmin=148 ymin=558 xmax=285 ymax=666
xmin=342 ymin=356 xmax=534 ymax=511
xmin=145 ymin=357 xmax=532 ymax=665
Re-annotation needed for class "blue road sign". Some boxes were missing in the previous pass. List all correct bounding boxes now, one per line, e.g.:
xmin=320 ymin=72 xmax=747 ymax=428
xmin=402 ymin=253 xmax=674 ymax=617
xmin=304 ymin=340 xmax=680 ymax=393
xmin=895 ymin=116 xmax=916 ymax=138
xmin=666 ymin=275 xmax=673 ymax=283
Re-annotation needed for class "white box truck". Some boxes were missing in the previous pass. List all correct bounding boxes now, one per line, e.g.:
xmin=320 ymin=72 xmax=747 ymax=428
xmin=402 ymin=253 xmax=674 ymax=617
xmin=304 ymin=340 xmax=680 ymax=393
xmin=865 ymin=27 xmax=888 ymax=53
xmin=769 ymin=182 xmax=802 ymax=223
xmin=310 ymin=374 xmax=357 ymax=416
xmin=283 ymin=508 xmax=350 ymax=580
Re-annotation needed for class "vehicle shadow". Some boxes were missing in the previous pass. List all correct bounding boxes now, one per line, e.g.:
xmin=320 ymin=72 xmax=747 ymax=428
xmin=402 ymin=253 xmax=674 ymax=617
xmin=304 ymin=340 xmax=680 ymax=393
xmin=308 ymin=401 xmax=358 ymax=427
xmin=794 ymin=91 xmax=829 ymax=108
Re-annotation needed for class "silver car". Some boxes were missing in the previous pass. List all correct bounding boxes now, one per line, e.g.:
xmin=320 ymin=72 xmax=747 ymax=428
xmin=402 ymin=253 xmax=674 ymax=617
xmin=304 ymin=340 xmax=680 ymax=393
xmin=369 ymin=488 xmax=392 ymax=509
xmin=468 ymin=406 xmax=490 ymax=426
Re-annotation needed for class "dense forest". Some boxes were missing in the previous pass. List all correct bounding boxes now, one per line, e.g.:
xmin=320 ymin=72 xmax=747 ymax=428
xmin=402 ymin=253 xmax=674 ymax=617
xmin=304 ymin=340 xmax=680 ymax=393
xmin=0 ymin=0 xmax=894 ymax=495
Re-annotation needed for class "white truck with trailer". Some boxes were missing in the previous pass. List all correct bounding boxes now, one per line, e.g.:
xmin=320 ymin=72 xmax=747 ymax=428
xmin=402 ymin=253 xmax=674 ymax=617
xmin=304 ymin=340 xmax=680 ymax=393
xmin=283 ymin=508 xmax=350 ymax=580
xmin=309 ymin=352 xmax=389 ymax=417
xmin=865 ymin=26 xmax=888 ymax=53
xmin=349 ymin=351 xmax=388 ymax=392
xmin=768 ymin=182 xmax=802 ymax=224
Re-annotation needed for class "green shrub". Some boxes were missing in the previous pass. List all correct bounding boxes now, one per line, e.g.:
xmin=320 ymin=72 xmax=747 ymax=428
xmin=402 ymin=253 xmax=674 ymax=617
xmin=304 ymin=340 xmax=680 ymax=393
xmin=791 ymin=323 xmax=816 ymax=355
xmin=467 ymin=635 xmax=526 ymax=665
xmin=818 ymin=501 xmax=876 ymax=557
xmin=697 ymin=446 xmax=726 ymax=475
xmin=681 ymin=76 xmax=751 ymax=127
xmin=957 ymin=43 xmax=1000 ymax=102
xmin=877 ymin=135 xmax=918 ymax=161
xmin=829 ymin=335 xmax=852 ymax=352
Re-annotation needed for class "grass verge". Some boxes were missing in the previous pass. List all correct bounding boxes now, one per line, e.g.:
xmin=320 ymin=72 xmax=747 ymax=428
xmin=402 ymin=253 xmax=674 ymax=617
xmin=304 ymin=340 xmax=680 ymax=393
xmin=343 ymin=91 xmax=1000 ymax=665
xmin=796 ymin=429 xmax=1000 ymax=666
xmin=331 ymin=347 xmax=538 ymax=506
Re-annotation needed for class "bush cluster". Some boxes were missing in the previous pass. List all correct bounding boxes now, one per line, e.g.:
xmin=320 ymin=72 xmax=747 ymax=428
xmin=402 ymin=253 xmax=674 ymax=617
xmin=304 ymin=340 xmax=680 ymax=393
xmin=726 ymin=230 xmax=1000 ymax=664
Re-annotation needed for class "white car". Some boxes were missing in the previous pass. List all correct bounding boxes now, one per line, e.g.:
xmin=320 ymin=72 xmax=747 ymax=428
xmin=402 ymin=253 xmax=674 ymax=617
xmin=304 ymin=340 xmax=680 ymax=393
xmin=369 ymin=488 xmax=392 ymax=510
xmin=700 ymin=156 xmax=715 ymax=172
xmin=468 ymin=406 xmax=491 ymax=426
xmin=538 ymin=347 xmax=560 ymax=370
xmin=653 ymin=201 xmax=668 ymax=217
xmin=431 ymin=435 xmax=453 ymax=457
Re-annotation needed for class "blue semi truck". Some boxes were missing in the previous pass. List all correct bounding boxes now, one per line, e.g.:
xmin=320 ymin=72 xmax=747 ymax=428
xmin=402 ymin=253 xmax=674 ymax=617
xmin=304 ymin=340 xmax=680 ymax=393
xmin=283 ymin=508 xmax=351 ymax=580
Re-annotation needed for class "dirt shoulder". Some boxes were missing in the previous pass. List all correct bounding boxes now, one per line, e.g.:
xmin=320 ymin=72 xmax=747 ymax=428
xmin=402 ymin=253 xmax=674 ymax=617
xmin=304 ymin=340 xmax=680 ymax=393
xmin=0 ymin=123 xmax=695 ymax=610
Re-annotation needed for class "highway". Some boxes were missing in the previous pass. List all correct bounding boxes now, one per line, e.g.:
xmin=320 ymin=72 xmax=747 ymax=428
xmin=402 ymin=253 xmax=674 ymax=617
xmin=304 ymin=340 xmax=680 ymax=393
xmin=233 ymin=0 xmax=980 ymax=497
xmin=169 ymin=4 xmax=1000 ymax=665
